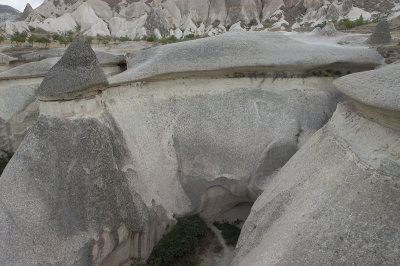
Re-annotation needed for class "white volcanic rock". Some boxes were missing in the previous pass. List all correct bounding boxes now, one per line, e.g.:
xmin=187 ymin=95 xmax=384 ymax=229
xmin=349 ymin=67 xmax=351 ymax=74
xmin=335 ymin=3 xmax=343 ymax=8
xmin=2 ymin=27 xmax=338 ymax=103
xmin=233 ymin=65 xmax=400 ymax=266
xmin=0 ymin=84 xmax=38 ymax=152
xmin=110 ymin=32 xmax=383 ymax=85
xmin=0 ymin=30 xmax=384 ymax=265
xmin=71 ymin=3 xmax=110 ymax=36
xmin=181 ymin=16 xmax=198 ymax=36
xmin=229 ymin=21 xmax=246 ymax=32
xmin=0 ymin=21 xmax=29 ymax=37
xmin=35 ymin=13 xmax=77 ymax=34
xmin=0 ymin=58 xmax=60 ymax=80
xmin=109 ymin=15 xmax=148 ymax=40
xmin=154 ymin=28 xmax=162 ymax=40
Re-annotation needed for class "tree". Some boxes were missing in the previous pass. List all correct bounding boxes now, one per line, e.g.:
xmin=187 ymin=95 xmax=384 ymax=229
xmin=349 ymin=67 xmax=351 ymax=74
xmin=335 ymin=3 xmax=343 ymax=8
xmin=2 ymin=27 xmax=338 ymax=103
xmin=0 ymin=36 xmax=4 ymax=44
xmin=85 ymin=36 xmax=94 ymax=44
xmin=11 ymin=32 xmax=26 ymax=45
xmin=28 ymin=34 xmax=37 ymax=46
xmin=58 ymin=36 xmax=68 ymax=47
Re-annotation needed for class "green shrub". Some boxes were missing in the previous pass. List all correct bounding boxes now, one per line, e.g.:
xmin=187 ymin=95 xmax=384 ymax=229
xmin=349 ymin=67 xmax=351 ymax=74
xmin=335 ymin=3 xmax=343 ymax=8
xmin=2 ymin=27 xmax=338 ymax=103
xmin=0 ymin=35 xmax=5 ymax=44
xmin=75 ymin=24 xmax=81 ymax=32
xmin=146 ymin=215 xmax=208 ymax=266
xmin=28 ymin=34 xmax=37 ymax=46
xmin=28 ymin=26 xmax=36 ymax=32
xmin=0 ymin=150 xmax=13 ymax=175
xmin=117 ymin=36 xmax=131 ymax=42
xmin=185 ymin=34 xmax=195 ymax=39
xmin=335 ymin=16 xmax=369 ymax=30
xmin=146 ymin=36 xmax=155 ymax=42
xmin=85 ymin=36 xmax=94 ymax=44
xmin=212 ymin=19 xmax=221 ymax=28
xmin=11 ymin=32 xmax=26 ymax=44
xmin=213 ymin=221 xmax=241 ymax=246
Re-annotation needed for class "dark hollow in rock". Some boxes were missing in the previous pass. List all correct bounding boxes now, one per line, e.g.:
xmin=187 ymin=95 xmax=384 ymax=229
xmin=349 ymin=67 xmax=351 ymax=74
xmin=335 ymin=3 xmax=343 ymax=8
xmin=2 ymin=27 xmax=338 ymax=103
xmin=367 ymin=19 xmax=392 ymax=45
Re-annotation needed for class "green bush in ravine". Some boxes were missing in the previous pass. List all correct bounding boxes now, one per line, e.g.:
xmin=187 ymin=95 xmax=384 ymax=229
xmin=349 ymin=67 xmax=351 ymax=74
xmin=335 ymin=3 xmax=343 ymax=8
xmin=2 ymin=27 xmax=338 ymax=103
xmin=0 ymin=150 xmax=13 ymax=175
xmin=213 ymin=221 xmax=241 ymax=246
xmin=145 ymin=215 xmax=208 ymax=266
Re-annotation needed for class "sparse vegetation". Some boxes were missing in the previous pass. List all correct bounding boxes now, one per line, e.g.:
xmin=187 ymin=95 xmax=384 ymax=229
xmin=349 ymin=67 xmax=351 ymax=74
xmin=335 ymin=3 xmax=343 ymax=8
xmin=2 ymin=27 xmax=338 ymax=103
xmin=117 ymin=36 xmax=131 ymax=42
xmin=212 ymin=19 xmax=221 ymax=28
xmin=213 ymin=220 xmax=241 ymax=246
xmin=0 ymin=150 xmax=13 ymax=175
xmin=85 ymin=36 xmax=94 ymax=44
xmin=146 ymin=36 xmax=155 ymax=42
xmin=145 ymin=215 xmax=209 ymax=266
xmin=28 ymin=26 xmax=36 ymax=32
xmin=0 ymin=35 xmax=5 ymax=44
xmin=11 ymin=32 xmax=26 ymax=45
xmin=158 ymin=36 xmax=177 ymax=44
xmin=74 ymin=24 xmax=81 ymax=32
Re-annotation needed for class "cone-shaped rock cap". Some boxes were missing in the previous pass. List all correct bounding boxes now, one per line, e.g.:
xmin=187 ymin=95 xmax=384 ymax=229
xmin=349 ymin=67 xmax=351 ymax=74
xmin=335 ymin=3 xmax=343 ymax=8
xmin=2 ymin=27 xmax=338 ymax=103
xmin=334 ymin=64 xmax=400 ymax=112
xmin=37 ymin=35 xmax=108 ymax=100
xmin=367 ymin=19 xmax=392 ymax=45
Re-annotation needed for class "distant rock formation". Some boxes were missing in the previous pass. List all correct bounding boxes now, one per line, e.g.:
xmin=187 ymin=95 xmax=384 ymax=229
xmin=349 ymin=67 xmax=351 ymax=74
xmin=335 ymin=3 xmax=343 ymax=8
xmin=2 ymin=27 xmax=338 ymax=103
xmin=1 ymin=0 xmax=398 ymax=39
xmin=319 ymin=21 xmax=337 ymax=36
xmin=233 ymin=64 xmax=400 ymax=265
xmin=20 ymin=3 xmax=33 ymax=21
xmin=367 ymin=19 xmax=392 ymax=45
xmin=37 ymin=35 xmax=108 ymax=100
xmin=0 ymin=5 xmax=21 ymax=23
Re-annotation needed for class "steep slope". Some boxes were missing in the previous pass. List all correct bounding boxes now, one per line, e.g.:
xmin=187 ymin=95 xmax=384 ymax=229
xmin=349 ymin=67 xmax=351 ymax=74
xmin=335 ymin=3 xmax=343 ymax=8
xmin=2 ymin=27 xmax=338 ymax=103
xmin=0 ymin=5 xmax=21 ymax=23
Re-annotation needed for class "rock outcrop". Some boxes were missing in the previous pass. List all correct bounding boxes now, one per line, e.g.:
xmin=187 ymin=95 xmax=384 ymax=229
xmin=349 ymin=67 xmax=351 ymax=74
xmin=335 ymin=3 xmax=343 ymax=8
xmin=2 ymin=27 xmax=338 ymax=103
xmin=20 ymin=4 xmax=33 ymax=21
xmin=367 ymin=19 xmax=392 ymax=45
xmin=3 ymin=0 xmax=399 ymax=38
xmin=37 ymin=36 xmax=108 ymax=100
xmin=0 ymin=31 xmax=385 ymax=265
xmin=233 ymin=64 xmax=400 ymax=265
xmin=0 ymin=5 xmax=21 ymax=23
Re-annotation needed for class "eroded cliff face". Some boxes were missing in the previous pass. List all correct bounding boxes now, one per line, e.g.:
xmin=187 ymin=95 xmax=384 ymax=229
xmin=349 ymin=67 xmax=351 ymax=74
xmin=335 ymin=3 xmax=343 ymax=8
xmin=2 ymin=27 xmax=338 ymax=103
xmin=0 ymin=32 xmax=386 ymax=265
xmin=233 ymin=64 xmax=400 ymax=266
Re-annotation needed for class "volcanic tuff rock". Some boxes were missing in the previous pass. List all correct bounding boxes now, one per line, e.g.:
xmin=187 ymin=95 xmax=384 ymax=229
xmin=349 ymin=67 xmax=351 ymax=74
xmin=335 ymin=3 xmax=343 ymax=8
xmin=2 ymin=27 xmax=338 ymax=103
xmin=0 ymin=31 xmax=385 ymax=265
xmin=37 ymin=36 xmax=108 ymax=100
xmin=3 ymin=0 xmax=399 ymax=38
xmin=110 ymin=32 xmax=383 ymax=85
xmin=232 ymin=65 xmax=400 ymax=265
xmin=0 ymin=5 xmax=21 ymax=23
xmin=20 ymin=4 xmax=34 ymax=21
xmin=367 ymin=19 xmax=392 ymax=45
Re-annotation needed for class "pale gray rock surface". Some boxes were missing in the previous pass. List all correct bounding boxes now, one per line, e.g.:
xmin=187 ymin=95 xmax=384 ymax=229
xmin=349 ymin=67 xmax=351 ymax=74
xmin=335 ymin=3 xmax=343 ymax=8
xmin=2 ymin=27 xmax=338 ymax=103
xmin=0 ymin=114 xmax=149 ymax=265
xmin=110 ymin=32 xmax=383 ymax=85
xmin=334 ymin=64 xmax=400 ymax=112
xmin=37 ymin=36 xmax=108 ymax=100
xmin=233 ymin=101 xmax=400 ymax=265
xmin=0 ymin=57 xmax=59 ymax=80
xmin=20 ymin=48 xmax=125 ymax=66
xmin=0 ymin=84 xmax=38 ymax=152
xmin=319 ymin=21 xmax=337 ymax=36
xmin=233 ymin=64 xmax=400 ymax=266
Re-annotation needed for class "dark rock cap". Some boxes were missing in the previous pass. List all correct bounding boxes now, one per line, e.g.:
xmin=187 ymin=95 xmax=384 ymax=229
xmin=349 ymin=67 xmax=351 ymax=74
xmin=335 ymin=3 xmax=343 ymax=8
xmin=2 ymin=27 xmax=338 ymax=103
xmin=37 ymin=35 xmax=108 ymax=100
xmin=367 ymin=19 xmax=392 ymax=45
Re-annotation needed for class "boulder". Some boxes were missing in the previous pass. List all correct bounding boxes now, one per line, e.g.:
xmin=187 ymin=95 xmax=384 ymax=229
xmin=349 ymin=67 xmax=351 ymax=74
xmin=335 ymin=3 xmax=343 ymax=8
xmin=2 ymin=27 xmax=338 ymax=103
xmin=233 ymin=64 xmax=400 ymax=265
xmin=37 ymin=36 xmax=108 ymax=100
xmin=367 ymin=19 xmax=392 ymax=45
